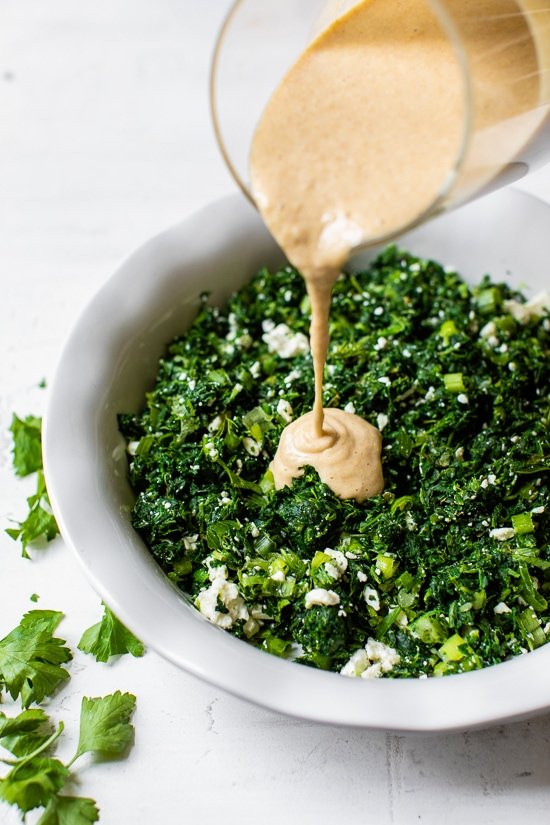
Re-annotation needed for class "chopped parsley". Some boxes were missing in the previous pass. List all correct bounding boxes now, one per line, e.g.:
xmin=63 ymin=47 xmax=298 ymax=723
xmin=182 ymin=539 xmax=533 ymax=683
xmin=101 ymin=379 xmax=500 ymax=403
xmin=119 ymin=246 xmax=550 ymax=678
xmin=5 ymin=416 xmax=60 ymax=558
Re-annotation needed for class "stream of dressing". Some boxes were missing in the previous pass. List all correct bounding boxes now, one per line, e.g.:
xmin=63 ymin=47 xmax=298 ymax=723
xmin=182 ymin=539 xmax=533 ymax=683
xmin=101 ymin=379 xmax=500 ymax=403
xmin=249 ymin=0 xmax=540 ymax=502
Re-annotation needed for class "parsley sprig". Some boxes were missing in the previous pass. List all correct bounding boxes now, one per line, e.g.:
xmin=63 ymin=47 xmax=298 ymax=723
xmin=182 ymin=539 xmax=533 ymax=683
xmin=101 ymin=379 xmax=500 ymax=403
xmin=0 ymin=611 xmax=72 ymax=708
xmin=5 ymin=415 xmax=60 ymax=557
xmin=0 ymin=692 xmax=136 ymax=822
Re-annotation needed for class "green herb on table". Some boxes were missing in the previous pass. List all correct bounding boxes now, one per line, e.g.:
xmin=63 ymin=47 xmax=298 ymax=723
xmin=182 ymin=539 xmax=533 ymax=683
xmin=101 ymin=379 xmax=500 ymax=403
xmin=119 ymin=246 xmax=550 ymax=679
xmin=78 ymin=604 xmax=145 ymax=663
xmin=5 ymin=415 xmax=60 ymax=557
xmin=0 ymin=611 xmax=72 ymax=707
xmin=0 ymin=691 xmax=136 ymax=822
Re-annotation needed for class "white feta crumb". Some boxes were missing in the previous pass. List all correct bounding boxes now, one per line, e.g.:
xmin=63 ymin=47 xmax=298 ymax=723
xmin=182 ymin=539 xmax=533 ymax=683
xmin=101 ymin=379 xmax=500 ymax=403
xmin=276 ymin=398 xmax=294 ymax=423
xmin=363 ymin=586 xmax=381 ymax=612
xmin=374 ymin=336 xmax=388 ymax=351
xmin=204 ymin=441 xmax=219 ymax=460
xmin=324 ymin=548 xmax=348 ymax=580
xmin=373 ymin=306 xmax=384 ymax=316
xmin=249 ymin=360 xmax=261 ymax=379
xmin=345 ymin=551 xmax=358 ymax=560
xmin=376 ymin=413 xmax=389 ymax=432
xmin=284 ymin=368 xmax=302 ymax=384
xmin=357 ymin=571 xmax=367 ymax=583
xmin=344 ymin=401 xmax=356 ymax=414
xmin=243 ymin=437 xmax=261 ymax=457
xmin=405 ymin=511 xmax=417 ymax=532
xmin=208 ymin=415 xmax=223 ymax=433
xmin=378 ymin=376 xmax=391 ymax=386
xmin=455 ymin=447 xmax=464 ymax=460
xmin=270 ymin=569 xmax=286 ymax=583
xmin=457 ymin=393 xmax=469 ymax=405
xmin=305 ymin=588 xmax=340 ymax=609
xmin=503 ymin=291 xmax=550 ymax=322
xmin=490 ymin=527 xmax=516 ymax=541
xmin=188 ymin=379 xmax=196 ymax=391
xmin=196 ymin=564 xmax=249 ymax=629
xmin=424 ymin=386 xmax=436 ymax=402
xmin=480 ymin=321 xmax=497 ymax=339
xmin=250 ymin=523 xmax=260 ymax=538
xmin=183 ymin=534 xmax=199 ymax=551
xmin=126 ymin=440 xmax=139 ymax=456
xmin=494 ymin=602 xmax=512 ymax=615
xmin=340 ymin=638 xmax=400 ymax=679
xmin=532 ymin=506 xmax=545 ymax=514
xmin=262 ymin=322 xmax=310 ymax=359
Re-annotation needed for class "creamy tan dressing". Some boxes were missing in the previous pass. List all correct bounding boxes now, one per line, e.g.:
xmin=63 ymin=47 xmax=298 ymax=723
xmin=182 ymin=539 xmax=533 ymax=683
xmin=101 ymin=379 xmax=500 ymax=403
xmin=250 ymin=0 xmax=541 ymax=501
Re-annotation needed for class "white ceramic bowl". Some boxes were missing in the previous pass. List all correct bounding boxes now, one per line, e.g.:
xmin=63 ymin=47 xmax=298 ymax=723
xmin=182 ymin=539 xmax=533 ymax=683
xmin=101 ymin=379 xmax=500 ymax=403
xmin=44 ymin=189 xmax=550 ymax=732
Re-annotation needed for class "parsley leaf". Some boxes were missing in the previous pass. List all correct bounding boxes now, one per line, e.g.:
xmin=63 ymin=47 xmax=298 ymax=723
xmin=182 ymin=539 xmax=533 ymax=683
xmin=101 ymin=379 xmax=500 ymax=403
xmin=9 ymin=414 xmax=43 ymax=477
xmin=37 ymin=795 xmax=100 ymax=825
xmin=70 ymin=692 xmax=136 ymax=765
xmin=0 ymin=611 xmax=72 ymax=707
xmin=0 ymin=708 xmax=53 ymax=757
xmin=0 ymin=757 xmax=69 ymax=812
xmin=78 ymin=604 xmax=145 ymax=662
xmin=6 ymin=470 xmax=60 ymax=558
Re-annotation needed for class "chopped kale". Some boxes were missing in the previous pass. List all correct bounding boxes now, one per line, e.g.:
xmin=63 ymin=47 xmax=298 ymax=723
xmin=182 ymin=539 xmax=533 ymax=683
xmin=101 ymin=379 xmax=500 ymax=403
xmin=119 ymin=247 xmax=550 ymax=678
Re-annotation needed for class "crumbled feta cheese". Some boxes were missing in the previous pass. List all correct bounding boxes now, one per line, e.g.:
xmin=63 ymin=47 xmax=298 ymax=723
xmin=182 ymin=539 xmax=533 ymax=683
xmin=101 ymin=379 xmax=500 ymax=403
xmin=183 ymin=534 xmax=198 ymax=551
xmin=532 ymin=506 xmax=545 ymax=514
xmin=262 ymin=322 xmax=310 ymax=358
xmin=376 ymin=413 xmax=389 ymax=431
xmin=490 ymin=527 xmax=515 ymax=541
xmin=494 ymin=602 xmax=512 ymax=615
xmin=270 ymin=569 xmax=286 ymax=583
xmin=324 ymin=548 xmax=348 ymax=580
xmin=204 ymin=441 xmax=219 ymax=460
xmin=357 ymin=571 xmax=367 ymax=583
xmin=341 ymin=638 xmax=400 ymax=679
xmin=374 ymin=336 xmax=388 ymax=351
xmin=249 ymin=360 xmax=261 ymax=379
xmin=284 ymin=368 xmax=302 ymax=384
xmin=305 ymin=588 xmax=340 ymax=609
xmin=196 ymin=564 xmax=249 ymax=629
xmin=126 ymin=440 xmax=139 ymax=456
xmin=503 ymin=291 xmax=550 ymax=322
xmin=344 ymin=401 xmax=356 ymax=414
xmin=405 ymin=511 xmax=417 ymax=532
xmin=363 ymin=586 xmax=380 ymax=611
xmin=276 ymin=398 xmax=294 ymax=423
xmin=457 ymin=393 xmax=469 ymax=405
xmin=208 ymin=415 xmax=223 ymax=433
xmin=378 ymin=376 xmax=391 ymax=386
xmin=424 ymin=386 xmax=436 ymax=402
xmin=243 ymin=437 xmax=261 ymax=456
xmin=250 ymin=523 xmax=260 ymax=538
xmin=374 ymin=306 xmax=384 ymax=316
xmin=480 ymin=321 xmax=497 ymax=339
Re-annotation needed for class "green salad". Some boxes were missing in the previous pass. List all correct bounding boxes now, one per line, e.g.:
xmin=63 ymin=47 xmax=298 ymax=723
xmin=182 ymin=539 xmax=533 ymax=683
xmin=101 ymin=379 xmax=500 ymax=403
xmin=119 ymin=246 xmax=550 ymax=679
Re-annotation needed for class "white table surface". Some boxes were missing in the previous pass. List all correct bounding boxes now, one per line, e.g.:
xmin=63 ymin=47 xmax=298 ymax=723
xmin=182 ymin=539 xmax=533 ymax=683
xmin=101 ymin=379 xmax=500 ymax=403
xmin=2 ymin=2 xmax=550 ymax=823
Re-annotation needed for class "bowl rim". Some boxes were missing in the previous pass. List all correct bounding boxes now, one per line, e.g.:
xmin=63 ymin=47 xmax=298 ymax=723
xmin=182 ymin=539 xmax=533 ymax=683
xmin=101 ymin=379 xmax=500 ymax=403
xmin=44 ymin=190 xmax=550 ymax=732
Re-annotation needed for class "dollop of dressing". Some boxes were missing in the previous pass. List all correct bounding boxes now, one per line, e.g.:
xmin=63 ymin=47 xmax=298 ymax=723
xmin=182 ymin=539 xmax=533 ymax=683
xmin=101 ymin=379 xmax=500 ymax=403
xmin=270 ymin=408 xmax=383 ymax=502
